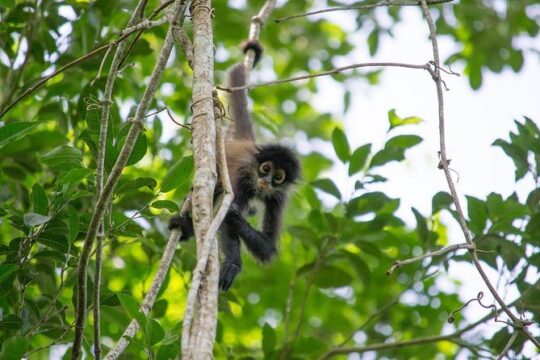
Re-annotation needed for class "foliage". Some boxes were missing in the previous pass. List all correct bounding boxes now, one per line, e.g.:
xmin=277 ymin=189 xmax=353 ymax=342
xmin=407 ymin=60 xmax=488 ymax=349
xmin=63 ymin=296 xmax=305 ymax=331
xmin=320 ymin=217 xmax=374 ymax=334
xmin=0 ymin=1 xmax=538 ymax=359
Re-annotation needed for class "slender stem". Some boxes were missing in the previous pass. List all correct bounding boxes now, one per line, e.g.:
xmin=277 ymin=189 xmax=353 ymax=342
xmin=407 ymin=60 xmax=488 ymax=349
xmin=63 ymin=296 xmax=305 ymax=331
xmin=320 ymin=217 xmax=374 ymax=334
xmin=387 ymin=242 xmax=474 ymax=275
xmin=103 ymin=199 xmax=190 ymax=360
xmin=496 ymin=331 xmax=518 ymax=360
xmin=275 ymin=0 xmax=454 ymax=23
xmin=217 ymin=62 xmax=430 ymax=92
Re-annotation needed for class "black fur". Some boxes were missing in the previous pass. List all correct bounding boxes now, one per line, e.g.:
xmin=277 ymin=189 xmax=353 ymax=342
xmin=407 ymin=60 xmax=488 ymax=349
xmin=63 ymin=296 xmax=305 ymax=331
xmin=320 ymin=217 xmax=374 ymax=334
xmin=242 ymin=40 xmax=263 ymax=67
xmin=169 ymin=54 xmax=300 ymax=291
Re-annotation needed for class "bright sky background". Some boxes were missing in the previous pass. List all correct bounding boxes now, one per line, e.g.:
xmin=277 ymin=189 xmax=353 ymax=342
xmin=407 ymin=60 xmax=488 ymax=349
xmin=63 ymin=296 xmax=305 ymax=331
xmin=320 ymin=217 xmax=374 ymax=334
xmin=296 ymin=4 xmax=540 ymax=357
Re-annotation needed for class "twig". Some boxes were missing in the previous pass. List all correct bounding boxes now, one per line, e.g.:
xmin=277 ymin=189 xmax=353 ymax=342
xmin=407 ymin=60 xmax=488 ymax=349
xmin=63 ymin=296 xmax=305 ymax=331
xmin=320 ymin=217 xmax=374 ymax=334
xmin=496 ymin=331 xmax=519 ymax=360
xmin=419 ymin=0 xmax=539 ymax=349
xmin=387 ymin=242 xmax=475 ymax=275
xmin=70 ymin=2 xmax=185 ymax=358
xmin=275 ymin=0 xmax=454 ymax=23
xmin=103 ymin=198 xmax=190 ymax=360
xmin=217 ymin=61 xmax=431 ymax=92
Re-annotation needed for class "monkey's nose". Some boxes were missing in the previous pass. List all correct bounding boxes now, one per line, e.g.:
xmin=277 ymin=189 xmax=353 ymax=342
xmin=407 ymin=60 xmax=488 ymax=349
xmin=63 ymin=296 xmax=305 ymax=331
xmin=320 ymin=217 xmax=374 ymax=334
xmin=257 ymin=178 xmax=269 ymax=191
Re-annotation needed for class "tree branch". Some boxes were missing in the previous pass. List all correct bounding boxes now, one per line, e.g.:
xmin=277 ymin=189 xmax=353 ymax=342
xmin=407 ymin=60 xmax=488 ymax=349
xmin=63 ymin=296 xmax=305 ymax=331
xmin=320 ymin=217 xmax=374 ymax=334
xmin=70 ymin=2 xmax=185 ymax=358
xmin=275 ymin=0 xmax=454 ymax=23
xmin=180 ymin=1 xmax=219 ymax=359
xmin=103 ymin=198 xmax=191 ymax=360
xmin=386 ymin=242 xmax=475 ymax=275
xmin=216 ymin=61 xmax=430 ymax=92
xmin=243 ymin=0 xmax=277 ymax=69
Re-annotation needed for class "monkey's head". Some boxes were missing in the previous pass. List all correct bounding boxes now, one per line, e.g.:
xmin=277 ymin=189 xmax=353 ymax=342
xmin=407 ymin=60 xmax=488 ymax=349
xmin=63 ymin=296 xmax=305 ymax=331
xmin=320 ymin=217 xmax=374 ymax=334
xmin=253 ymin=144 xmax=300 ymax=197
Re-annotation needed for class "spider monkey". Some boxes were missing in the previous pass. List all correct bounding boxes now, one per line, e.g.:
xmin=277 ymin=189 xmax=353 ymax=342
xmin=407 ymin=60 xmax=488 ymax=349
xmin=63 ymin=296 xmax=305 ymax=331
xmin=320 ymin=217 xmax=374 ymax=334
xmin=169 ymin=41 xmax=300 ymax=291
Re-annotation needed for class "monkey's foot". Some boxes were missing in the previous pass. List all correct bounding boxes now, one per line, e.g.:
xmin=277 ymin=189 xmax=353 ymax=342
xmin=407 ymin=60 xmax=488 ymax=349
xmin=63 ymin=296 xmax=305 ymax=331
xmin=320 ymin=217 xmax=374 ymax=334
xmin=219 ymin=263 xmax=241 ymax=291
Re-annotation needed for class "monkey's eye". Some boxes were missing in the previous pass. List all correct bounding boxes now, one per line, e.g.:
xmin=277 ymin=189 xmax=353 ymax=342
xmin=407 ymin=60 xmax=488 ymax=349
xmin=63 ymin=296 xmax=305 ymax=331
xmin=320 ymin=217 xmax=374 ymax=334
xmin=274 ymin=170 xmax=286 ymax=184
xmin=260 ymin=162 xmax=272 ymax=174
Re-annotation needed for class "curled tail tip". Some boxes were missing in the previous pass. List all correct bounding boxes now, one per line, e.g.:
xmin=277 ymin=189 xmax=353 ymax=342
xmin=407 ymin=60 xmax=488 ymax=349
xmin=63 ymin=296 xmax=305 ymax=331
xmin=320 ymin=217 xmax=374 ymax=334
xmin=242 ymin=40 xmax=263 ymax=67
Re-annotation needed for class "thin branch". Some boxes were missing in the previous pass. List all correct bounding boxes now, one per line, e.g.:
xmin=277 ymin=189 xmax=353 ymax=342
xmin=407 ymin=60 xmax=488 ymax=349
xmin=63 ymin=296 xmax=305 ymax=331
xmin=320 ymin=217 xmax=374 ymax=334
xmin=119 ymin=17 xmax=168 ymax=36
xmin=387 ymin=242 xmax=475 ymax=275
xmin=275 ymin=0 xmax=454 ymax=23
xmin=497 ymin=331 xmax=519 ymax=360
xmin=103 ymin=199 xmax=190 ymax=360
xmin=70 ymin=2 xmax=184 ymax=358
xmin=217 ymin=61 xmax=431 ymax=92
xmin=419 ymin=0 xmax=539 ymax=349
xmin=92 ymin=4 xmax=148 ymax=358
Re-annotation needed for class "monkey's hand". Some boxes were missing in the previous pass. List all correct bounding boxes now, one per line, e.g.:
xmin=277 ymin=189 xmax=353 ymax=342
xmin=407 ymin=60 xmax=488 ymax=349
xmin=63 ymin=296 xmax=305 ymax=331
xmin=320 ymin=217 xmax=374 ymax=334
xmin=168 ymin=214 xmax=194 ymax=241
xmin=219 ymin=262 xmax=241 ymax=291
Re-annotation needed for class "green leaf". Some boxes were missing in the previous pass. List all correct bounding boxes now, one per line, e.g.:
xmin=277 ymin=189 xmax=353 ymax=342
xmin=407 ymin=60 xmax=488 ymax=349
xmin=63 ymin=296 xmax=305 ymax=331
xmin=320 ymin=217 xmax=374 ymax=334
xmin=313 ymin=265 xmax=353 ymax=288
xmin=36 ymin=232 xmax=69 ymax=253
xmin=348 ymin=144 xmax=371 ymax=176
xmin=31 ymin=183 xmax=48 ymax=215
xmin=0 ymin=314 xmax=23 ymax=330
xmin=0 ymin=335 xmax=28 ymax=360
xmin=145 ymin=317 xmax=165 ymax=346
xmin=412 ymin=208 xmax=429 ymax=245
xmin=262 ymin=323 xmax=277 ymax=357
xmin=466 ymin=196 xmax=487 ymax=235
xmin=41 ymin=145 xmax=83 ymax=171
xmin=0 ymin=264 xmax=17 ymax=284
xmin=492 ymin=139 xmax=529 ymax=180
xmin=331 ymin=127 xmax=350 ymax=162
xmin=347 ymin=192 xmax=395 ymax=216
xmin=126 ymin=131 xmax=148 ymax=166
xmin=117 ymin=177 xmax=158 ymax=194
xmin=160 ymin=155 xmax=194 ymax=193
xmin=311 ymin=178 xmax=341 ymax=200
xmin=23 ymin=212 xmax=51 ymax=227
xmin=388 ymin=109 xmax=422 ymax=130
xmin=385 ymin=134 xmax=423 ymax=149
xmin=57 ymin=168 xmax=94 ymax=188
xmin=0 ymin=122 xmax=38 ymax=149
xmin=369 ymin=147 xmax=404 ymax=168
xmin=33 ymin=250 xmax=66 ymax=262
xmin=117 ymin=293 xmax=146 ymax=326
xmin=68 ymin=205 xmax=79 ymax=243
xmin=432 ymin=191 xmax=453 ymax=214
xmin=151 ymin=200 xmax=179 ymax=213
xmin=367 ymin=29 xmax=379 ymax=56
xmin=342 ymin=252 xmax=371 ymax=286
xmin=156 ymin=343 xmax=180 ymax=360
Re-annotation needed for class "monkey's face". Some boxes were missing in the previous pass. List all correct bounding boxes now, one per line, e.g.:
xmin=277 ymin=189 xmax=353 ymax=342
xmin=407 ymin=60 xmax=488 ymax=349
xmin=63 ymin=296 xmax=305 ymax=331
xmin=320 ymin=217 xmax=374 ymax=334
xmin=253 ymin=144 xmax=300 ymax=197
xmin=256 ymin=160 xmax=286 ymax=195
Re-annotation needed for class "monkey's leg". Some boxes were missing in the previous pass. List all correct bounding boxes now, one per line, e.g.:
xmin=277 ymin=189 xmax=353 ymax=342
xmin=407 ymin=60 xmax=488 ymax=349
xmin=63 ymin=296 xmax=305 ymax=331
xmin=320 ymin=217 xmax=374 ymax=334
xmin=168 ymin=214 xmax=194 ymax=241
xmin=219 ymin=222 xmax=243 ymax=291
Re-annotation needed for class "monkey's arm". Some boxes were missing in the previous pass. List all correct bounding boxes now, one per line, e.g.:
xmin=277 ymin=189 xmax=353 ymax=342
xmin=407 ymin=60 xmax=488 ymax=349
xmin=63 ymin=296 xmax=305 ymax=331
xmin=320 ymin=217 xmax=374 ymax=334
xmin=225 ymin=196 xmax=284 ymax=262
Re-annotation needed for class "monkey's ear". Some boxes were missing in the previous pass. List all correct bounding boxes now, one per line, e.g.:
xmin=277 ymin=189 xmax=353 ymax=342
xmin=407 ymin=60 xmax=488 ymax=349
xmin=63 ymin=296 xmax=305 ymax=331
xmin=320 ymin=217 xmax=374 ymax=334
xmin=242 ymin=40 xmax=263 ymax=67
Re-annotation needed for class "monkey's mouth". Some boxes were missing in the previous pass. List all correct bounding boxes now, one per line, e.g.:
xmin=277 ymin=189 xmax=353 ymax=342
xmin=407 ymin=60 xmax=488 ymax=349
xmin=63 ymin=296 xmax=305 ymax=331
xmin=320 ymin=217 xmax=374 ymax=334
xmin=256 ymin=178 xmax=270 ymax=192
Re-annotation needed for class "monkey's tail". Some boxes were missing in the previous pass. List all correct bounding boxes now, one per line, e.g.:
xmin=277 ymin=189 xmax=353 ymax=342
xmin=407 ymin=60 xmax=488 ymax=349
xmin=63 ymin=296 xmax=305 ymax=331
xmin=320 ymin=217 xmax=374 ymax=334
xmin=227 ymin=64 xmax=256 ymax=141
